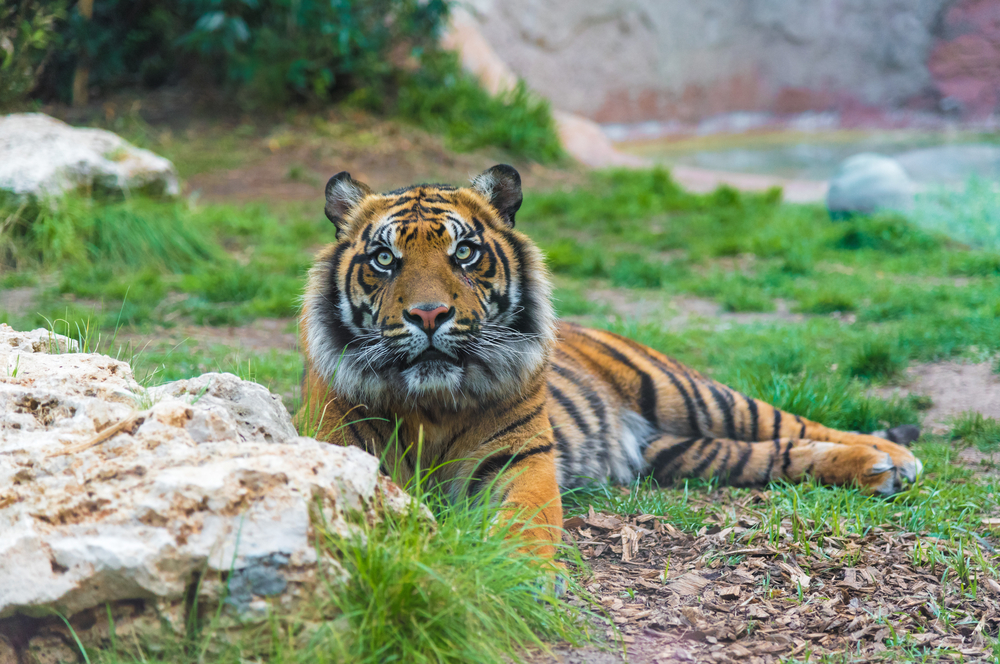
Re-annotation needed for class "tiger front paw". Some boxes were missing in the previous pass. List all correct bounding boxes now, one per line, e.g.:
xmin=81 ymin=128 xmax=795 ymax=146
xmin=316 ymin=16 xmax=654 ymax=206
xmin=834 ymin=441 xmax=923 ymax=495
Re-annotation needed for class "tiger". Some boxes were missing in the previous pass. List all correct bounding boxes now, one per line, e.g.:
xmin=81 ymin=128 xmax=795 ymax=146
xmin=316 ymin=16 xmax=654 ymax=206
xmin=298 ymin=164 xmax=923 ymax=558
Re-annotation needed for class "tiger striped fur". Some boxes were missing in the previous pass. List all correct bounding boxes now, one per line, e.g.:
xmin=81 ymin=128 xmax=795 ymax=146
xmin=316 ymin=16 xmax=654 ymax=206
xmin=298 ymin=165 xmax=922 ymax=557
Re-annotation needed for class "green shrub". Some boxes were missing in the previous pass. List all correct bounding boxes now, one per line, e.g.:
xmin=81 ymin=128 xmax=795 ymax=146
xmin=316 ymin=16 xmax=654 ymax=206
xmin=396 ymin=52 xmax=562 ymax=162
xmin=0 ymin=0 xmax=65 ymax=108
xmin=835 ymin=212 xmax=938 ymax=253
xmin=31 ymin=1 xmax=562 ymax=162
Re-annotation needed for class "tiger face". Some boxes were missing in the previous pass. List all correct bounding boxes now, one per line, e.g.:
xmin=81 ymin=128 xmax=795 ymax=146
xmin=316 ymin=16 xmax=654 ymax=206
xmin=302 ymin=165 xmax=556 ymax=408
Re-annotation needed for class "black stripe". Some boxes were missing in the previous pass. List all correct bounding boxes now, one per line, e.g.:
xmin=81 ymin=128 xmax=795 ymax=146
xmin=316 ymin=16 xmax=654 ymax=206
xmin=468 ymin=444 xmax=554 ymax=496
xmin=685 ymin=376 xmax=714 ymax=431
xmin=745 ymin=395 xmax=759 ymax=441
xmin=707 ymin=384 xmax=737 ymax=439
xmin=551 ymin=361 xmax=610 ymax=466
xmin=548 ymin=382 xmax=591 ymax=437
xmin=577 ymin=333 xmax=658 ymax=426
xmin=551 ymin=419 xmax=571 ymax=462
xmin=661 ymin=370 xmax=700 ymax=434
xmin=731 ymin=442 xmax=754 ymax=484
xmin=650 ymin=437 xmax=701 ymax=481
xmin=772 ymin=408 xmax=783 ymax=438
xmin=781 ymin=440 xmax=794 ymax=477
xmin=764 ymin=439 xmax=780 ymax=481
xmin=481 ymin=402 xmax=545 ymax=447
xmin=690 ymin=443 xmax=722 ymax=478
xmin=795 ymin=416 xmax=806 ymax=439
xmin=715 ymin=441 xmax=734 ymax=479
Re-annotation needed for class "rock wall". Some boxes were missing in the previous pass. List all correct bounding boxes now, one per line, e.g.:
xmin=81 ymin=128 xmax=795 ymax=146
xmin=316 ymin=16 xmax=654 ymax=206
xmin=461 ymin=0 xmax=999 ymax=124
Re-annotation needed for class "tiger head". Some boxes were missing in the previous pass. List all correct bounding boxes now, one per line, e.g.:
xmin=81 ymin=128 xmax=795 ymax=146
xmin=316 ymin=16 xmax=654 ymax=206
xmin=302 ymin=165 xmax=556 ymax=409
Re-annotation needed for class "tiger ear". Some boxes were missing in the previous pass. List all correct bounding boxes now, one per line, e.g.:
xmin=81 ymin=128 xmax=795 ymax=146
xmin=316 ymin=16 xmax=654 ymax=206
xmin=324 ymin=171 xmax=373 ymax=233
xmin=471 ymin=164 xmax=522 ymax=227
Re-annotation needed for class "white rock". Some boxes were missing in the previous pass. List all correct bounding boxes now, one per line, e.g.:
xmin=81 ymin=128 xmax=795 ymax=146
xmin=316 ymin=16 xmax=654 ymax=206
xmin=0 ymin=113 xmax=179 ymax=198
xmin=0 ymin=323 xmax=416 ymax=656
xmin=826 ymin=153 xmax=915 ymax=217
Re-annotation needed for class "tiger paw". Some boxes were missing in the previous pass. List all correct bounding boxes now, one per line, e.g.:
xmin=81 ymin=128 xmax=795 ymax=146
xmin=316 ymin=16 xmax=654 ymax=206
xmin=842 ymin=443 xmax=922 ymax=495
xmin=857 ymin=435 xmax=923 ymax=488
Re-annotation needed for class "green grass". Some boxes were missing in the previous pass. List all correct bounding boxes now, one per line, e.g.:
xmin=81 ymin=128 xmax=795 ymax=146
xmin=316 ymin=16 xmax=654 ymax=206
xmin=949 ymin=411 xmax=1000 ymax=452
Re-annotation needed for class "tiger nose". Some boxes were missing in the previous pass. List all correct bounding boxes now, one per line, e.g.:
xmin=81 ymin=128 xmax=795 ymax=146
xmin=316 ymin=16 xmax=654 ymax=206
xmin=404 ymin=305 xmax=454 ymax=332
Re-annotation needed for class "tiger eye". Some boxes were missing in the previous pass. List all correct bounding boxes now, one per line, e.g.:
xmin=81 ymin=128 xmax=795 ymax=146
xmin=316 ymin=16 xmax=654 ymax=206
xmin=455 ymin=244 xmax=472 ymax=261
xmin=376 ymin=250 xmax=394 ymax=266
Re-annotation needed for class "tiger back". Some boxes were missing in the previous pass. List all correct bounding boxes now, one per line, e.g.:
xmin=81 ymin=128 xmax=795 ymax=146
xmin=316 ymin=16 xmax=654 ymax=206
xmin=298 ymin=164 xmax=922 ymax=557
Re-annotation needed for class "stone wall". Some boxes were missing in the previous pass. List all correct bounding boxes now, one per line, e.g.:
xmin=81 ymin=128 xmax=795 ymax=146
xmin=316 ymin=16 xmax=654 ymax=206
xmin=462 ymin=0 xmax=999 ymax=124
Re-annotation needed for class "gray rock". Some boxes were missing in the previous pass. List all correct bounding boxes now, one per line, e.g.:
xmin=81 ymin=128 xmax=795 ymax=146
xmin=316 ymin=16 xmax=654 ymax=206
xmin=0 ymin=113 xmax=179 ymax=198
xmin=826 ymin=153 xmax=915 ymax=217
xmin=0 ymin=323 xmax=418 ymax=656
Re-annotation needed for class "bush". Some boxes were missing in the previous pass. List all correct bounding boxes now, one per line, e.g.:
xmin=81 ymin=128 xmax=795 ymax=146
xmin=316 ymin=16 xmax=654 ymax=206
xmin=835 ymin=212 xmax=938 ymax=253
xmin=41 ymin=0 xmax=447 ymax=105
xmin=396 ymin=52 xmax=562 ymax=162
xmin=29 ymin=1 xmax=563 ymax=161
xmin=0 ymin=0 xmax=65 ymax=108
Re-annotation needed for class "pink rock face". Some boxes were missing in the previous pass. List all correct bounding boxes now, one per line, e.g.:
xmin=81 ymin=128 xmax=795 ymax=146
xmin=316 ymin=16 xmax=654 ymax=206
xmin=929 ymin=0 xmax=1000 ymax=118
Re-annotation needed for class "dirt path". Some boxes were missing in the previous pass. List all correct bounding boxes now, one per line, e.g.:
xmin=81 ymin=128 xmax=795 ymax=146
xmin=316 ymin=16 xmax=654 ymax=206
xmin=878 ymin=361 xmax=1000 ymax=433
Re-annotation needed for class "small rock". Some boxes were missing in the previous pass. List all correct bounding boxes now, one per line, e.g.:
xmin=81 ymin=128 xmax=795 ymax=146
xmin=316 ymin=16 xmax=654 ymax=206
xmin=826 ymin=153 xmax=914 ymax=218
xmin=0 ymin=113 xmax=179 ymax=198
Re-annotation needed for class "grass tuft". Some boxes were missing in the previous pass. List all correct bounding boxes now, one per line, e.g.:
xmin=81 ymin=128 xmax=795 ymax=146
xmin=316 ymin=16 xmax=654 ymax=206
xmin=949 ymin=411 xmax=1000 ymax=452
xmin=847 ymin=339 xmax=906 ymax=383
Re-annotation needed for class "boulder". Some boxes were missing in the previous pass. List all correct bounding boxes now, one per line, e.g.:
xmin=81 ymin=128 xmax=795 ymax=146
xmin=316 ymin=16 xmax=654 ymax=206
xmin=0 ymin=113 xmax=179 ymax=199
xmin=826 ymin=153 xmax=915 ymax=217
xmin=0 ymin=324 xmax=415 ymax=658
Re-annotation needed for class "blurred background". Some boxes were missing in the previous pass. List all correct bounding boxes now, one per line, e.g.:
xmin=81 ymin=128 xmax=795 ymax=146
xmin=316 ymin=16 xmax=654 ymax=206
xmin=0 ymin=0 xmax=998 ymax=431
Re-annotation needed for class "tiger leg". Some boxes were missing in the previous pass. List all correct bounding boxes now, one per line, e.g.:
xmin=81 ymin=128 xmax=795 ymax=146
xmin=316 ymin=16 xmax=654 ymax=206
xmin=692 ymin=384 xmax=922 ymax=487
xmin=644 ymin=434 xmax=913 ymax=495
xmin=793 ymin=421 xmax=922 ymax=483
xmin=468 ymin=445 xmax=564 ymax=560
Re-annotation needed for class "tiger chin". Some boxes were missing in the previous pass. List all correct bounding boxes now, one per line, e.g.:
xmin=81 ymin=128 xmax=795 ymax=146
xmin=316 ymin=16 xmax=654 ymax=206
xmin=298 ymin=164 xmax=923 ymax=559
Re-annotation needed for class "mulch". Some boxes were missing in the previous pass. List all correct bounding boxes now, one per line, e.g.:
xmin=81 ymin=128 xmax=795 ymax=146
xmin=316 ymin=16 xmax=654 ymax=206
xmin=535 ymin=494 xmax=999 ymax=663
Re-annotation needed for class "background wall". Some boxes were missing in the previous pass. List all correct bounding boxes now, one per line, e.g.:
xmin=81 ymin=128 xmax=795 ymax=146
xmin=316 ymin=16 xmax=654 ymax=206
xmin=461 ymin=0 xmax=1000 ymax=124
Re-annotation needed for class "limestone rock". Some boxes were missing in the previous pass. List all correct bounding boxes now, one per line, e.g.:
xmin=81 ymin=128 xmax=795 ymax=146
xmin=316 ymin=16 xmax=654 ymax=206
xmin=0 ymin=323 xmax=415 ymax=657
xmin=0 ymin=113 xmax=179 ymax=198
xmin=826 ymin=153 xmax=915 ymax=217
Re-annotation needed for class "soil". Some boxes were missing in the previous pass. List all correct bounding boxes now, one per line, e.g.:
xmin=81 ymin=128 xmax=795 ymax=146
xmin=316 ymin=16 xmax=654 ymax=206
xmin=47 ymin=85 xmax=588 ymax=203
xmin=117 ymin=318 xmax=298 ymax=355
xmin=525 ymin=504 xmax=999 ymax=664
xmin=877 ymin=361 xmax=1000 ymax=433
xmin=582 ymin=290 xmax=807 ymax=331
